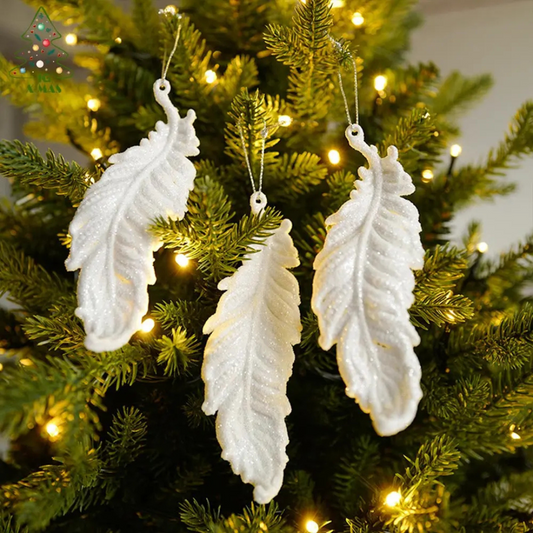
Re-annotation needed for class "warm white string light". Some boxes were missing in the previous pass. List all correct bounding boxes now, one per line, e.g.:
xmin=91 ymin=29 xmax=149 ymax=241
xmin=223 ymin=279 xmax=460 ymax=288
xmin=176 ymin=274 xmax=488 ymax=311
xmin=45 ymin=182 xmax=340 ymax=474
xmin=421 ymin=169 xmax=434 ymax=183
xmin=175 ymin=253 xmax=190 ymax=267
xmin=477 ymin=242 xmax=488 ymax=254
xmin=305 ymin=520 xmax=319 ymax=533
xmin=163 ymin=4 xmax=178 ymax=15
xmin=65 ymin=33 xmax=77 ymax=45
xmin=205 ymin=70 xmax=218 ymax=84
xmin=139 ymin=318 xmax=155 ymax=333
xmin=278 ymin=115 xmax=293 ymax=127
xmin=45 ymin=422 xmax=60 ymax=439
xmin=328 ymin=149 xmax=341 ymax=165
xmin=87 ymin=98 xmax=101 ymax=112
xmin=91 ymin=148 xmax=103 ymax=161
xmin=374 ymin=75 xmax=387 ymax=92
xmin=450 ymin=144 xmax=462 ymax=158
xmin=352 ymin=12 xmax=365 ymax=26
xmin=385 ymin=490 xmax=402 ymax=507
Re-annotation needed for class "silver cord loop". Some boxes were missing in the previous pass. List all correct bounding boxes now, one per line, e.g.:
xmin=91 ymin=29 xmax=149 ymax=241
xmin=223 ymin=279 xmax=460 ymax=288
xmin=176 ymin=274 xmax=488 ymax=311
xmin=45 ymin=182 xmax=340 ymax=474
xmin=160 ymin=13 xmax=182 ymax=82
xmin=238 ymin=120 xmax=270 ymax=196
xmin=331 ymin=37 xmax=359 ymax=128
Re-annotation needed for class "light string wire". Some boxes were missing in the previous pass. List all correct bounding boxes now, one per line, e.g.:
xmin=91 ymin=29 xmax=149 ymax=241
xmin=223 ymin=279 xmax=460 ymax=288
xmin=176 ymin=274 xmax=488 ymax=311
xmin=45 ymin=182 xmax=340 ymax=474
xmin=159 ymin=12 xmax=182 ymax=82
xmin=331 ymin=37 xmax=359 ymax=128
xmin=238 ymin=120 xmax=269 ymax=195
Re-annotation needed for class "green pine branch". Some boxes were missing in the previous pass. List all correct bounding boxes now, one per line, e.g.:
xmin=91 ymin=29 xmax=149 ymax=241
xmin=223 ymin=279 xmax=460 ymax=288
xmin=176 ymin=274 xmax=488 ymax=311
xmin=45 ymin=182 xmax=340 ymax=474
xmin=163 ymin=15 xmax=215 ymax=115
xmin=450 ymin=305 xmax=533 ymax=371
xmin=411 ymin=292 xmax=474 ymax=329
xmin=152 ymin=177 xmax=284 ymax=283
xmin=0 ymin=141 xmax=92 ymax=204
xmin=180 ymin=501 xmax=291 ymax=533
xmin=430 ymin=71 xmax=493 ymax=117
xmin=225 ymin=89 xmax=280 ymax=172
xmin=0 ymin=242 xmax=71 ymax=314
xmin=387 ymin=436 xmax=460 ymax=533
xmin=181 ymin=0 xmax=272 ymax=57
xmin=451 ymin=100 xmax=533 ymax=205
xmin=333 ymin=436 xmax=381 ymax=516
xmin=1 ymin=451 xmax=100 ymax=531
xmin=411 ymin=246 xmax=474 ymax=328
xmin=474 ymin=233 xmax=533 ymax=310
xmin=0 ymin=356 xmax=93 ymax=438
xmin=321 ymin=170 xmax=356 ymax=214
xmin=105 ymin=407 xmax=148 ymax=469
xmin=265 ymin=0 xmax=336 ymax=122
xmin=266 ymin=152 xmax=328 ymax=204
xmin=378 ymin=108 xmax=444 ymax=177
xmin=216 ymin=56 xmax=260 ymax=108
xmin=131 ymin=0 xmax=161 ymax=55
xmin=0 ymin=516 xmax=27 ymax=533
xmin=153 ymin=300 xmax=210 ymax=336
xmin=155 ymin=327 xmax=201 ymax=377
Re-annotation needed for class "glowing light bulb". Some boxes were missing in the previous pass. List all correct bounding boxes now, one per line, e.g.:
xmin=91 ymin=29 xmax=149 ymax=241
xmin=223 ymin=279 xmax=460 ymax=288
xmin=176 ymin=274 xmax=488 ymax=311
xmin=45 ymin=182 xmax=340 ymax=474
xmin=45 ymin=422 xmax=60 ymax=438
xmin=115 ymin=37 xmax=122 ymax=44
xmin=352 ymin=12 xmax=364 ymax=26
xmin=205 ymin=70 xmax=217 ymax=84
xmin=164 ymin=4 xmax=178 ymax=15
xmin=87 ymin=98 xmax=101 ymax=112
xmin=328 ymin=149 xmax=341 ymax=165
xmin=0 ymin=363 xmax=3 ymax=372
xmin=330 ymin=0 xmax=345 ymax=7
xmin=175 ymin=253 xmax=190 ymax=268
xmin=450 ymin=144 xmax=463 ymax=158
xmin=278 ymin=115 xmax=293 ymax=127
xmin=56 ymin=67 xmax=63 ymax=74
xmin=65 ymin=33 xmax=78 ymax=45
xmin=421 ymin=169 xmax=434 ymax=182
xmin=477 ymin=242 xmax=488 ymax=254
xmin=139 ymin=318 xmax=155 ymax=333
xmin=385 ymin=491 xmax=402 ymax=507
xmin=91 ymin=148 xmax=103 ymax=161
xmin=374 ymin=75 xmax=387 ymax=92
xmin=305 ymin=520 xmax=319 ymax=533
xmin=511 ymin=431 xmax=521 ymax=440
xmin=32 ymin=44 xmax=39 ymax=51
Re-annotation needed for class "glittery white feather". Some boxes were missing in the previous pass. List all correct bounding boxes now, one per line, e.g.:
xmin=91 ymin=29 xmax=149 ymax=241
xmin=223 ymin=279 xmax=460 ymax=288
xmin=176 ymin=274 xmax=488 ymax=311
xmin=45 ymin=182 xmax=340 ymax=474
xmin=202 ymin=219 xmax=301 ymax=504
xmin=66 ymin=79 xmax=199 ymax=353
xmin=312 ymin=125 xmax=424 ymax=437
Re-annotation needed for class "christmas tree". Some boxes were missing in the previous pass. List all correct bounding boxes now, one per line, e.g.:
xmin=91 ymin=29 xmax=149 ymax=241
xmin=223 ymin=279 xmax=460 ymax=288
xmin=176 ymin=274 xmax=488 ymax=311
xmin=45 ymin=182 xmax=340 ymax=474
xmin=0 ymin=0 xmax=533 ymax=532
xmin=9 ymin=6 xmax=71 ymax=79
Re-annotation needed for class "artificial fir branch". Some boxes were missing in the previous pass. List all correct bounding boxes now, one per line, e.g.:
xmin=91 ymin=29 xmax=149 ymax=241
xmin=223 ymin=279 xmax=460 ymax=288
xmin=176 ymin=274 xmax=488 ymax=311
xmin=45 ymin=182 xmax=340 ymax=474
xmin=0 ymin=0 xmax=532 ymax=530
xmin=155 ymin=328 xmax=201 ymax=377
xmin=430 ymin=71 xmax=494 ymax=117
xmin=0 ymin=242 xmax=71 ymax=314
xmin=0 ymin=141 xmax=92 ymax=204
xmin=152 ymin=178 xmax=284 ymax=283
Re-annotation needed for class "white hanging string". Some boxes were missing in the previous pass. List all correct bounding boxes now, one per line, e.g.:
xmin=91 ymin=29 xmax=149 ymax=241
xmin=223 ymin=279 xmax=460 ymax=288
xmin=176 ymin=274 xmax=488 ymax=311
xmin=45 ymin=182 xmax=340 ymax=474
xmin=238 ymin=120 xmax=268 ymax=195
xmin=238 ymin=120 xmax=269 ymax=214
xmin=159 ymin=12 xmax=182 ymax=82
xmin=331 ymin=38 xmax=359 ymax=128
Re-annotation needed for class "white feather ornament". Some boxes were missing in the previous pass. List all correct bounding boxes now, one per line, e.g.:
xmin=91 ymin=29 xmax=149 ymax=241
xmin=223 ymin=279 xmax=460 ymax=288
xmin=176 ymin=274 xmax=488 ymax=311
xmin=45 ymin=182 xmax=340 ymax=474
xmin=66 ymin=79 xmax=200 ymax=353
xmin=202 ymin=193 xmax=301 ymax=504
xmin=312 ymin=125 xmax=425 ymax=437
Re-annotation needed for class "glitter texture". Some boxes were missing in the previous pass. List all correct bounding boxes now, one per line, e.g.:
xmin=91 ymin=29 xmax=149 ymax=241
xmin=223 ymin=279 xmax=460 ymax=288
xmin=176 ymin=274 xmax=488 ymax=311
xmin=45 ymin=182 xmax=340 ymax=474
xmin=65 ymin=79 xmax=199 ymax=352
xmin=202 ymin=218 xmax=301 ymax=504
xmin=312 ymin=124 xmax=424 ymax=437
